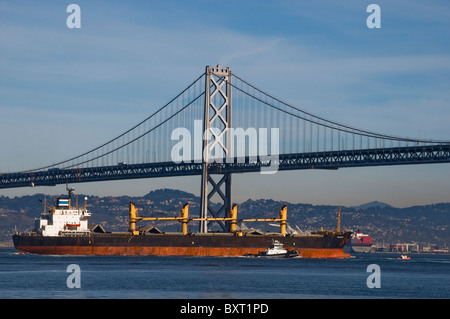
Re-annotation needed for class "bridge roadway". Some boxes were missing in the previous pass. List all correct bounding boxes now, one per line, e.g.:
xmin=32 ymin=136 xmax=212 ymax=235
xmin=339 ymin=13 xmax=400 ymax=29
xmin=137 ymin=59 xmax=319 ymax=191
xmin=1 ymin=144 xmax=449 ymax=189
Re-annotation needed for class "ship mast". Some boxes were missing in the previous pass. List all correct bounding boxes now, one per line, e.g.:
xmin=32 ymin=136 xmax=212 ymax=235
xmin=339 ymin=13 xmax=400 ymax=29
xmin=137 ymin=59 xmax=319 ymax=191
xmin=336 ymin=207 xmax=341 ymax=232
xmin=66 ymin=184 xmax=75 ymax=208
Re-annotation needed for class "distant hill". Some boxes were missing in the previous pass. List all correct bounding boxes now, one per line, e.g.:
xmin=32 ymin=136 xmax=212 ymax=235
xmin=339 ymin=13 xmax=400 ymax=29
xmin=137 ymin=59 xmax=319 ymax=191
xmin=353 ymin=201 xmax=393 ymax=210
xmin=0 ymin=189 xmax=449 ymax=247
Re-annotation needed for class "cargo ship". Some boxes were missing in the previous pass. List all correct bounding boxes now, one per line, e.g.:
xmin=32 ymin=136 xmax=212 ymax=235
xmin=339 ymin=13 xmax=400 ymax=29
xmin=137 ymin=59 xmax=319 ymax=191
xmin=12 ymin=188 xmax=351 ymax=258
xmin=344 ymin=230 xmax=373 ymax=253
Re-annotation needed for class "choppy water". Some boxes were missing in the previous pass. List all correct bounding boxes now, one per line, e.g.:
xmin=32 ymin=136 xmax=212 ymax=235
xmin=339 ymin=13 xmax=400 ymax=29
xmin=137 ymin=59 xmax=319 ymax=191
xmin=0 ymin=247 xmax=448 ymax=299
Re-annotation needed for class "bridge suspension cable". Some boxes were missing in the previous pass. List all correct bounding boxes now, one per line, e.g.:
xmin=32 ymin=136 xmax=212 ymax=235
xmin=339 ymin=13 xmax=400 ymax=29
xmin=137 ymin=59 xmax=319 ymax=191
xmin=231 ymin=72 xmax=449 ymax=145
xmin=23 ymin=72 xmax=207 ymax=172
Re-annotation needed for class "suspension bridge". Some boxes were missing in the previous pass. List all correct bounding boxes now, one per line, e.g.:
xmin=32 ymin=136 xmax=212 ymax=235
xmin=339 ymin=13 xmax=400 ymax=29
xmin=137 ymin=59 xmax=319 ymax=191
xmin=1 ymin=65 xmax=449 ymax=231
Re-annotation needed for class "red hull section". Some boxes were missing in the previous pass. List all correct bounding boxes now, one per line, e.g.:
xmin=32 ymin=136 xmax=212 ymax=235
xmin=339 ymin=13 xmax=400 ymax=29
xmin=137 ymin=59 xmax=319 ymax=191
xmin=15 ymin=245 xmax=349 ymax=258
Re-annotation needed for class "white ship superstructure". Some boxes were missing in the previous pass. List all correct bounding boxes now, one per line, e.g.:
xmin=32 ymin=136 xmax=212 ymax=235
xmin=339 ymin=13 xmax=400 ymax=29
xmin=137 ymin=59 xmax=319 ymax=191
xmin=262 ymin=240 xmax=288 ymax=256
xmin=35 ymin=188 xmax=91 ymax=237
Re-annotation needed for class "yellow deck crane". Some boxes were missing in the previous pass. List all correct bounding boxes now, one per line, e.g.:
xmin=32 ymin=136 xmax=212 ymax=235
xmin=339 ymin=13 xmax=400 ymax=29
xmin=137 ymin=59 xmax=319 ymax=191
xmin=128 ymin=203 xmax=288 ymax=236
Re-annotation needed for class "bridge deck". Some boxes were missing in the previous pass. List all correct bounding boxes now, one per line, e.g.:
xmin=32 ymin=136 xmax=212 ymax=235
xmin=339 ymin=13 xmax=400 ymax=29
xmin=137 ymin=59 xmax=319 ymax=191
xmin=1 ymin=144 xmax=449 ymax=189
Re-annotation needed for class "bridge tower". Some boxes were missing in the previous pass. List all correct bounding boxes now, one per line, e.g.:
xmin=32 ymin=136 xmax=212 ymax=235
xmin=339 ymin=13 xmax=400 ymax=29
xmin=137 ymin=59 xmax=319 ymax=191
xmin=199 ymin=65 xmax=233 ymax=233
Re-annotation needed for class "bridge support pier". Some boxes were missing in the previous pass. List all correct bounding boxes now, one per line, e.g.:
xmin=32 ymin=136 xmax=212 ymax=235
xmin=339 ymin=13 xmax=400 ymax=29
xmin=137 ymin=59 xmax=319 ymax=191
xmin=200 ymin=65 xmax=233 ymax=233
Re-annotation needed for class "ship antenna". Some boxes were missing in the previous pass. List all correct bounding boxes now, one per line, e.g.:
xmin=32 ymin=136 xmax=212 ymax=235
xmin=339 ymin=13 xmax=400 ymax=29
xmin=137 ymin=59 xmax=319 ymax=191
xmin=66 ymin=184 xmax=75 ymax=196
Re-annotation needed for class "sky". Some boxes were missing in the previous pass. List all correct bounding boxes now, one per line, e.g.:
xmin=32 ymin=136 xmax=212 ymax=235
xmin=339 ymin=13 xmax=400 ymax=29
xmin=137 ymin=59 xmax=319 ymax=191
xmin=0 ymin=0 xmax=449 ymax=207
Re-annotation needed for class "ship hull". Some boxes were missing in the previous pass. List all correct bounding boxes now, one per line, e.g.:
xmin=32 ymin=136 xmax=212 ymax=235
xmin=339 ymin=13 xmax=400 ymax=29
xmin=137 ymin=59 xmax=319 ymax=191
xmin=348 ymin=245 xmax=372 ymax=253
xmin=13 ymin=232 xmax=351 ymax=258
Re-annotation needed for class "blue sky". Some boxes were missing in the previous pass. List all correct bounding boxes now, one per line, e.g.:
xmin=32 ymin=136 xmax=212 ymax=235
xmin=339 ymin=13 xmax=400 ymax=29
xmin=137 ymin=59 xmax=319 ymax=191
xmin=1 ymin=0 xmax=449 ymax=207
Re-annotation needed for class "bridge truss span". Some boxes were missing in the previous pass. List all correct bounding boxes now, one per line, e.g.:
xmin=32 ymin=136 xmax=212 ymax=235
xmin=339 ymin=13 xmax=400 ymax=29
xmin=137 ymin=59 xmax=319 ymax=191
xmin=1 ymin=144 xmax=449 ymax=189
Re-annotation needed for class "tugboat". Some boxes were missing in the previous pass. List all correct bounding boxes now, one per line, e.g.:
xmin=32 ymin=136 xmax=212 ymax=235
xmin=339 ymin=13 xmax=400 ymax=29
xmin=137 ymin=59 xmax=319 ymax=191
xmin=245 ymin=240 xmax=299 ymax=258
xmin=397 ymin=255 xmax=411 ymax=260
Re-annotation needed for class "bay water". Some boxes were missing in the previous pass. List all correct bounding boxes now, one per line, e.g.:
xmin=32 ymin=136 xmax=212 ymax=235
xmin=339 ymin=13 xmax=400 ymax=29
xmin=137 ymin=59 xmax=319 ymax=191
xmin=0 ymin=247 xmax=448 ymax=299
